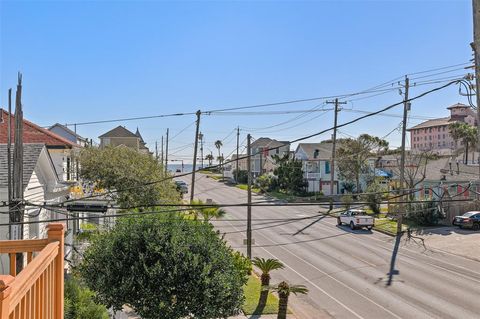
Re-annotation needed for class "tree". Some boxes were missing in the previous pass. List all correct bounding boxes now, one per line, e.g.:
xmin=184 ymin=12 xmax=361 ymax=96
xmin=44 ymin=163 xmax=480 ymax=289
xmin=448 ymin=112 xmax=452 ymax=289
xmin=64 ymin=276 xmax=109 ymax=319
xmin=252 ymin=258 xmax=284 ymax=311
xmin=79 ymin=214 xmax=248 ymax=319
xmin=189 ymin=199 xmax=226 ymax=221
xmin=79 ymin=147 xmax=179 ymax=208
xmin=449 ymin=122 xmax=478 ymax=163
xmin=268 ymin=281 xmax=308 ymax=319
xmin=336 ymin=134 xmax=388 ymax=193
xmin=273 ymin=154 xmax=307 ymax=195
xmin=205 ymin=153 xmax=214 ymax=166
xmin=215 ymin=140 xmax=223 ymax=162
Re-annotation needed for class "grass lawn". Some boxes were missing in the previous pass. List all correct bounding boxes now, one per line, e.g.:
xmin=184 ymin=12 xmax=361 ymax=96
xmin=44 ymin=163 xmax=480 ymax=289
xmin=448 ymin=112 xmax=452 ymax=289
xmin=242 ymin=275 xmax=279 ymax=315
xmin=236 ymin=184 xmax=261 ymax=193
xmin=374 ymin=218 xmax=407 ymax=235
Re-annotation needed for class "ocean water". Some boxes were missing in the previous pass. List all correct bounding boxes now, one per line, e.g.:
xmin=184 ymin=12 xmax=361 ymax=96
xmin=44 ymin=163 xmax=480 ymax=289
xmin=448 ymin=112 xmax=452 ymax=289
xmin=168 ymin=163 xmax=209 ymax=173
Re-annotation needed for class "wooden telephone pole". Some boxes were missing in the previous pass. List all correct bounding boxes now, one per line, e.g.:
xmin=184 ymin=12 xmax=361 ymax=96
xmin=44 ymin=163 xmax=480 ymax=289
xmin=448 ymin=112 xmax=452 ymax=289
xmin=190 ymin=110 xmax=201 ymax=201
xmin=246 ymin=134 xmax=252 ymax=259
xmin=12 ymin=73 xmax=24 ymax=272
xmin=472 ymin=0 xmax=480 ymax=177
xmin=397 ymin=76 xmax=410 ymax=234
xmin=236 ymin=126 xmax=240 ymax=182
xmin=326 ymin=98 xmax=346 ymax=196
xmin=165 ymin=128 xmax=169 ymax=173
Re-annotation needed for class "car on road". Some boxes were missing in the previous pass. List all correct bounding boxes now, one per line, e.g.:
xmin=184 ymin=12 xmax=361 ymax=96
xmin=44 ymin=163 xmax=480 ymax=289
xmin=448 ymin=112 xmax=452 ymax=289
xmin=452 ymin=211 xmax=480 ymax=230
xmin=337 ymin=209 xmax=374 ymax=230
xmin=175 ymin=180 xmax=188 ymax=195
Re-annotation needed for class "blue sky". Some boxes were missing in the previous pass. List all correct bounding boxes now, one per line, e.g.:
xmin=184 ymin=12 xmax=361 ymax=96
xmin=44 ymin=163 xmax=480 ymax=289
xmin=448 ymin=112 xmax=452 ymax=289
xmin=0 ymin=0 xmax=473 ymax=162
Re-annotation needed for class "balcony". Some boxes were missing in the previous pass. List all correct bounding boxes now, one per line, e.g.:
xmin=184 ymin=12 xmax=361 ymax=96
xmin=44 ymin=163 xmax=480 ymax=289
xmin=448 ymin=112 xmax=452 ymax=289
xmin=304 ymin=172 xmax=321 ymax=180
xmin=0 ymin=224 xmax=64 ymax=319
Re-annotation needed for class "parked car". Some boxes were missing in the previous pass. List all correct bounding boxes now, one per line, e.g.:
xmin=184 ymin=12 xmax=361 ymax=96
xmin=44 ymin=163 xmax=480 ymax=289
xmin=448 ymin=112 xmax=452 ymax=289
xmin=175 ymin=180 xmax=188 ymax=194
xmin=337 ymin=209 xmax=374 ymax=230
xmin=452 ymin=211 xmax=480 ymax=230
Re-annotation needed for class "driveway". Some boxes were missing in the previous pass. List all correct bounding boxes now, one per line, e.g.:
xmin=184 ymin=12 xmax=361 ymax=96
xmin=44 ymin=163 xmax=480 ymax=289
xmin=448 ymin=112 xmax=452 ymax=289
xmin=412 ymin=226 xmax=480 ymax=261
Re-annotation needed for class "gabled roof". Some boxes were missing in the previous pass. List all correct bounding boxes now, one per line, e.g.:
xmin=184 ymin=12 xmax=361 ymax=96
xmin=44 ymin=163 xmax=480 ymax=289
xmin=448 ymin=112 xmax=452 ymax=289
xmin=251 ymin=137 xmax=289 ymax=148
xmin=0 ymin=143 xmax=45 ymax=189
xmin=0 ymin=109 xmax=77 ymax=147
xmin=295 ymin=142 xmax=333 ymax=160
xmin=99 ymin=126 xmax=139 ymax=139
xmin=49 ymin=123 xmax=87 ymax=141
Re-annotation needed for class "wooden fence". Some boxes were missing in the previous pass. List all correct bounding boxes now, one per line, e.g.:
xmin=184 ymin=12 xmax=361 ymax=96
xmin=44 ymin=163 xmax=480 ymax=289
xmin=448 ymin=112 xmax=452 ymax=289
xmin=0 ymin=224 xmax=64 ymax=319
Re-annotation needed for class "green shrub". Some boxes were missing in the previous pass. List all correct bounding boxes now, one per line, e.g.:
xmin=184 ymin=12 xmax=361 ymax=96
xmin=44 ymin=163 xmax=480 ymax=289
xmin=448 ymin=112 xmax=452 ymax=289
xmin=363 ymin=181 xmax=383 ymax=214
xmin=406 ymin=200 xmax=445 ymax=226
xmin=65 ymin=276 xmax=109 ymax=319
xmin=342 ymin=194 xmax=353 ymax=210
xmin=255 ymin=174 xmax=276 ymax=192
xmin=233 ymin=169 xmax=249 ymax=184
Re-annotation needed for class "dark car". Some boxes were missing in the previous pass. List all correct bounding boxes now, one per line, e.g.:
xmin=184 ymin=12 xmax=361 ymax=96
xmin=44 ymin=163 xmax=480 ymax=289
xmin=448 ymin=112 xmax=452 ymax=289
xmin=174 ymin=180 xmax=188 ymax=194
xmin=452 ymin=211 xmax=480 ymax=230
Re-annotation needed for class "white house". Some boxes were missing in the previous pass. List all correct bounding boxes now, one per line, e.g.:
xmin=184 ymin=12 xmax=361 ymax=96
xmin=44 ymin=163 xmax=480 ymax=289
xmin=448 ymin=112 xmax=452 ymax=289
xmin=250 ymin=137 xmax=290 ymax=177
xmin=294 ymin=142 xmax=340 ymax=195
xmin=0 ymin=144 xmax=71 ymax=273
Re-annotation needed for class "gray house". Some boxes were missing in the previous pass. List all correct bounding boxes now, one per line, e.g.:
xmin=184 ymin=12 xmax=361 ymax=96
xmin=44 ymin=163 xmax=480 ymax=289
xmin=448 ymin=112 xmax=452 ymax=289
xmin=49 ymin=123 xmax=88 ymax=147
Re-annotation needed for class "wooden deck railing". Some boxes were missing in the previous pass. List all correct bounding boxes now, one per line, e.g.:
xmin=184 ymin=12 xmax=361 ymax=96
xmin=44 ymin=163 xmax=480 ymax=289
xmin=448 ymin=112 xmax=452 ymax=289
xmin=0 ymin=224 xmax=64 ymax=319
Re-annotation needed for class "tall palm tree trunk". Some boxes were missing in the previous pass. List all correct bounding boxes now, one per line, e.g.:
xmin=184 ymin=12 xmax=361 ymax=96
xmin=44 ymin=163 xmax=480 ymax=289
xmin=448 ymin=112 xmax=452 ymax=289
xmin=465 ymin=141 xmax=469 ymax=164
xmin=277 ymin=292 xmax=289 ymax=319
xmin=258 ymin=274 xmax=270 ymax=308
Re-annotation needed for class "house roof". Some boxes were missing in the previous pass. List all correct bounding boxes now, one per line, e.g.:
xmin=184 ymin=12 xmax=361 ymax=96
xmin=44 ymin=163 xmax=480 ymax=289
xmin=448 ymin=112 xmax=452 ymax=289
xmin=0 ymin=143 xmax=45 ymax=189
xmin=99 ymin=126 xmax=139 ymax=139
xmin=0 ymin=109 xmax=77 ymax=147
xmin=251 ymin=137 xmax=289 ymax=149
xmin=295 ymin=142 xmax=333 ymax=160
xmin=447 ymin=103 xmax=469 ymax=110
xmin=49 ymin=123 xmax=87 ymax=141
xmin=135 ymin=127 xmax=145 ymax=144
xmin=407 ymin=117 xmax=450 ymax=131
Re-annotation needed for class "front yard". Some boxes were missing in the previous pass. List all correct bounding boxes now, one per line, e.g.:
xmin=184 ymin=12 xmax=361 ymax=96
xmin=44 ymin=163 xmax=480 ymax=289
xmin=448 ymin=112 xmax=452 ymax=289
xmin=242 ymin=275 xmax=280 ymax=315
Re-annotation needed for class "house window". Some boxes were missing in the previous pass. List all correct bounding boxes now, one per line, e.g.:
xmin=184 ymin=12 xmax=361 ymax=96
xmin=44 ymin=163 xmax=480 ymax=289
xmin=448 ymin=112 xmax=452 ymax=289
xmin=429 ymin=128 xmax=432 ymax=132
xmin=325 ymin=161 xmax=330 ymax=174
xmin=438 ymin=135 xmax=440 ymax=139
xmin=276 ymin=148 xmax=279 ymax=154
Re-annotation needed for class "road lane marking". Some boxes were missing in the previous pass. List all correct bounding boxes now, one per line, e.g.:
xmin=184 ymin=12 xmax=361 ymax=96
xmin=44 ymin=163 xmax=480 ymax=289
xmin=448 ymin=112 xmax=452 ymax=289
xmin=223 ymin=220 xmax=365 ymax=319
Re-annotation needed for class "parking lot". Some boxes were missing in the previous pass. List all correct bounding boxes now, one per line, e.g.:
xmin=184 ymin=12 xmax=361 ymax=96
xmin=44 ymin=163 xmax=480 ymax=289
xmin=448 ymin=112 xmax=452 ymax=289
xmin=413 ymin=226 xmax=480 ymax=261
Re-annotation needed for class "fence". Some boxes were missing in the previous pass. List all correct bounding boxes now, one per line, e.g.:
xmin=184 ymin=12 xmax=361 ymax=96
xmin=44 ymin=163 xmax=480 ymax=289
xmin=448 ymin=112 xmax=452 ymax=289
xmin=0 ymin=223 xmax=64 ymax=319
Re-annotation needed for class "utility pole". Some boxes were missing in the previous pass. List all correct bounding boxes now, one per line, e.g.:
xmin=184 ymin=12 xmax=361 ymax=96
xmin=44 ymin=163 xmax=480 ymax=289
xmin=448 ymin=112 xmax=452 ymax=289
xmin=190 ymin=110 xmax=201 ymax=202
xmin=7 ymin=89 xmax=12 ymax=215
xmin=398 ymin=76 xmax=410 ymax=234
xmin=161 ymin=135 xmax=164 ymax=165
xmin=12 ymin=73 xmax=24 ymax=272
xmin=236 ymin=126 xmax=240 ymax=182
xmin=165 ymin=128 xmax=169 ymax=173
xmin=326 ymin=98 xmax=346 ymax=196
xmin=247 ymin=134 xmax=252 ymax=260
xmin=155 ymin=141 xmax=158 ymax=161
xmin=199 ymin=132 xmax=204 ymax=169
xmin=472 ymin=0 xmax=480 ymax=177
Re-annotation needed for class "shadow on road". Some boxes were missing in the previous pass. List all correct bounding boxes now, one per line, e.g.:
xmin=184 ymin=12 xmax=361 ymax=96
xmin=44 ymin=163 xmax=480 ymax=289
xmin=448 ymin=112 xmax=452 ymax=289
xmin=252 ymin=232 xmax=348 ymax=248
xmin=386 ymin=232 xmax=402 ymax=286
xmin=335 ymin=225 xmax=374 ymax=235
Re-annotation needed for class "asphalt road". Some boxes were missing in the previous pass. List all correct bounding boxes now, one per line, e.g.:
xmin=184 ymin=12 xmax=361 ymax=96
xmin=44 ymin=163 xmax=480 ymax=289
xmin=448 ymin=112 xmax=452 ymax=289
xmin=183 ymin=174 xmax=480 ymax=319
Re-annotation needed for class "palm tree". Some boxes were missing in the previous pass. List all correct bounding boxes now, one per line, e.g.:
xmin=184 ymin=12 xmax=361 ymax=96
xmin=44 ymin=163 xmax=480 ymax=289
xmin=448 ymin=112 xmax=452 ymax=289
xmin=463 ymin=125 xmax=478 ymax=164
xmin=189 ymin=199 xmax=226 ymax=221
xmin=205 ymin=154 xmax=214 ymax=166
xmin=214 ymin=140 xmax=223 ymax=161
xmin=268 ymin=281 xmax=308 ymax=319
xmin=449 ymin=122 xmax=464 ymax=156
xmin=252 ymin=257 xmax=284 ymax=311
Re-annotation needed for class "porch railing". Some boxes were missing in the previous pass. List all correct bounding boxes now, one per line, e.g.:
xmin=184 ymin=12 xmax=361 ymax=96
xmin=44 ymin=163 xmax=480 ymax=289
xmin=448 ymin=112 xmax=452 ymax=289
xmin=0 ymin=224 xmax=64 ymax=319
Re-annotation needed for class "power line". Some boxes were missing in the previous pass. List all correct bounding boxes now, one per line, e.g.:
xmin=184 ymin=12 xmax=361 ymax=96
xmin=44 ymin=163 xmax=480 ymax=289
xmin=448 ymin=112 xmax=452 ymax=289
xmin=51 ymin=80 xmax=463 ymax=204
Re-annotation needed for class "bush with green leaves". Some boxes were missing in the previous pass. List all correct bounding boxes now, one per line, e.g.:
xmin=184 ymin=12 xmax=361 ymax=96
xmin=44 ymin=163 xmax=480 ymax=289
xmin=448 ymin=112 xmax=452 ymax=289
xmin=255 ymin=174 xmax=277 ymax=192
xmin=363 ymin=181 xmax=383 ymax=214
xmin=79 ymin=214 xmax=248 ymax=319
xmin=233 ymin=169 xmax=249 ymax=184
xmin=64 ymin=276 xmax=109 ymax=319
xmin=406 ymin=200 xmax=444 ymax=226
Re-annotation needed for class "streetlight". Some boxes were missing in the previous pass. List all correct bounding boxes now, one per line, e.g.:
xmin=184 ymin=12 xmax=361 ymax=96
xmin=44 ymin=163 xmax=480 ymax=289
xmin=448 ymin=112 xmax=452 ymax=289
xmin=169 ymin=159 xmax=184 ymax=173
